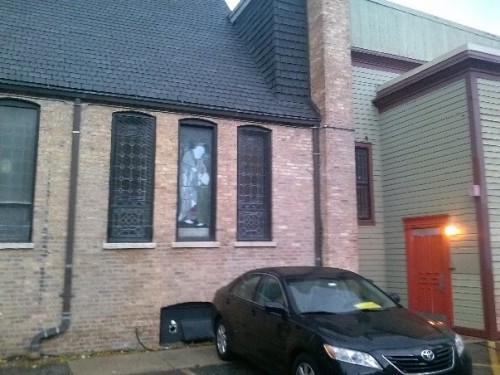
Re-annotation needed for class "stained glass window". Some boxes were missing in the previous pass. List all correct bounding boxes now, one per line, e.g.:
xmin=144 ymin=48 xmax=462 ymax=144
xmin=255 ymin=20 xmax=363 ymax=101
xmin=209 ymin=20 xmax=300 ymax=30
xmin=237 ymin=126 xmax=271 ymax=241
xmin=108 ymin=112 xmax=156 ymax=242
xmin=177 ymin=121 xmax=215 ymax=241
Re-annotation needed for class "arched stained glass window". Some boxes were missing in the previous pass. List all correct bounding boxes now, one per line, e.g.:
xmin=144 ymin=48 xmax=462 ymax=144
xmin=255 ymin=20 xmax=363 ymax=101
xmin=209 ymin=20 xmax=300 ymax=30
xmin=237 ymin=126 xmax=272 ymax=241
xmin=176 ymin=120 xmax=216 ymax=241
xmin=108 ymin=112 xmax=156 ymax=242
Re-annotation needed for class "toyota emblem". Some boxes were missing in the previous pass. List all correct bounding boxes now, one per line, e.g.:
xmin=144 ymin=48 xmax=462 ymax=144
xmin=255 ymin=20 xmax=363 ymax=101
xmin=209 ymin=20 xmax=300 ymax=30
xmin=421 ymin=349 xmax=435 ymax=362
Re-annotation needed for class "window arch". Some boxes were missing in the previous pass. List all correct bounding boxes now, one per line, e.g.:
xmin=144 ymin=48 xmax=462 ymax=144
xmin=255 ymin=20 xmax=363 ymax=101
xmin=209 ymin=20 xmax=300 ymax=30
xmin=237 ymin=125 xmax=272 ymax=241
xmin=108 ymin=112 xmax=156 ymax=242
xmin=0 ymin=99 xmax=40 ymax=242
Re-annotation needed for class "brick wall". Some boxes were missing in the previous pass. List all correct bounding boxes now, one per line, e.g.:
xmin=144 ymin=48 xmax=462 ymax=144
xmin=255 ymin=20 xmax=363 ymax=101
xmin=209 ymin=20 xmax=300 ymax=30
xmin=0 ymin=96 xmax=316 ymax=356
xmin=307 ymin=0 xmax=359 ymax=270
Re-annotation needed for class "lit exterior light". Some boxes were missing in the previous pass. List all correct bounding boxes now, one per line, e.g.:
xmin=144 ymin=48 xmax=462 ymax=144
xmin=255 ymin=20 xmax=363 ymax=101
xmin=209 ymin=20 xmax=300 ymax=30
xmin=444 ymin=225 xmax=461 ymax=237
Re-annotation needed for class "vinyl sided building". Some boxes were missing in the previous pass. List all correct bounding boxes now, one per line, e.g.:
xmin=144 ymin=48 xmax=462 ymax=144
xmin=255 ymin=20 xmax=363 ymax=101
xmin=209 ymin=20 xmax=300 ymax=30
xmin=350 ymin=0 xmax=500 ymax=339
xmin=1 ymin=0 xmax=500 ymax=357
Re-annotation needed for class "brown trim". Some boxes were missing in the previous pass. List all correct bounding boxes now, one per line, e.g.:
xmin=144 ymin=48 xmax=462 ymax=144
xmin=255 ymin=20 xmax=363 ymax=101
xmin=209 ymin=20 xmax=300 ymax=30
xmin=374 ymin=48 xmax=500 ymax=111
xmin=377 ymin=72 xmax=469 ymax=114
xmin=351 ymin=47 xmax=424 ymax=74
xmin=355 ymin=142 xmax=375 ymax=225
xmin=465 ymin=71 xmax=499 ymax=340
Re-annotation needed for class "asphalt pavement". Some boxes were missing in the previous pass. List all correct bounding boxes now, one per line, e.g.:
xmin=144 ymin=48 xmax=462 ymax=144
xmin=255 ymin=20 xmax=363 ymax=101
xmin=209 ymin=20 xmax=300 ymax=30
xmin=0 ymin=339 xmax=498 ymax=375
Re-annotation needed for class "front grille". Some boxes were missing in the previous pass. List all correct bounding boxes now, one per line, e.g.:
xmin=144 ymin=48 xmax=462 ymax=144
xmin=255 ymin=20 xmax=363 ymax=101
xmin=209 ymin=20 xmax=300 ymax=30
xmin=383 ymin=345 xmax=454 ymax=374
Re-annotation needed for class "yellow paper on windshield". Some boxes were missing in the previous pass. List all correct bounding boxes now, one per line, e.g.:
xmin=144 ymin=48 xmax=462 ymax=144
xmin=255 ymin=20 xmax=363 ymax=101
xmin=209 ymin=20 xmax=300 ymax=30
xmin=355 ymin=301 xmax=381 ymax=309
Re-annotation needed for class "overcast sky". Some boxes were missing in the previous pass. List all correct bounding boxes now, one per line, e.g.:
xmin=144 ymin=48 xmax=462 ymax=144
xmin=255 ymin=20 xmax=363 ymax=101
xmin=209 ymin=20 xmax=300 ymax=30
xmin=224 ymin=0 xmax=500 ymax=37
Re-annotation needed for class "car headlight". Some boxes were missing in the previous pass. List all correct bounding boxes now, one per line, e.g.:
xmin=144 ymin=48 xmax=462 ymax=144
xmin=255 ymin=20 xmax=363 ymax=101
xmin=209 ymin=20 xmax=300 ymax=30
xmin=455 ymin=334 xmax=465 ymax=356
xmin=323 ymin=344 xmax=382 ymax=370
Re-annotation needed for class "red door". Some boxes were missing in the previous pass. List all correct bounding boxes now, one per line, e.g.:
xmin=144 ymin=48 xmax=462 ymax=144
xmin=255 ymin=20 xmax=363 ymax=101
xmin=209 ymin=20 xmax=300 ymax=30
xmin=404 ymin=215 xmax=453 ymax=326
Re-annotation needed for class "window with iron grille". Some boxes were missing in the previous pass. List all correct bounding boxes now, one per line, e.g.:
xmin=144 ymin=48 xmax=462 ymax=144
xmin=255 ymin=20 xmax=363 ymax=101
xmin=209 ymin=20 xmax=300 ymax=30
xmin=108 ymin=112 xmax=156 ymax=242
xmin=237 ymin=126 xmax=272 ymax=241
xmin=177 ymin=120 xmax=216 ymax=241
xmin=0 ymin=99 xmax=39 ymax=242
xmin=355 ymin=143 xmax=374 ymax=224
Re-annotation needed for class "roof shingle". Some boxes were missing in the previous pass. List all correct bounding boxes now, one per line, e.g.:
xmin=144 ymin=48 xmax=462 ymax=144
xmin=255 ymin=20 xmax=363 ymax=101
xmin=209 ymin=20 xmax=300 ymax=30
xmin=0 ymin=0 xmax=319 ymax=125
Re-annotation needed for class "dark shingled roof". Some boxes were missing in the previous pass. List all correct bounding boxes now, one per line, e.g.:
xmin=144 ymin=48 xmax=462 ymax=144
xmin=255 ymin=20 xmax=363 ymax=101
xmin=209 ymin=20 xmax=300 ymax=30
xmin=0 ymin=0 xmax=319 ymax=125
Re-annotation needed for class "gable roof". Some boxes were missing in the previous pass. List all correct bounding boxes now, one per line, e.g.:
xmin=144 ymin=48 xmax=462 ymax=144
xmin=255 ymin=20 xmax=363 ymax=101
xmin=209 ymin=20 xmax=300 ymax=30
xmin=0 ymin=0 xmax=319 ymax=126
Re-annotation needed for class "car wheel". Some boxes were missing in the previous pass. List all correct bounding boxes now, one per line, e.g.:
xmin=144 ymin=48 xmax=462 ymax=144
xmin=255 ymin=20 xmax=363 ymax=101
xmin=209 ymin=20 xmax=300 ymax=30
xmin=215 ymin=319 xmax=234 ymax=360
xmin=292 ymin=353 xmax=320 ymax=375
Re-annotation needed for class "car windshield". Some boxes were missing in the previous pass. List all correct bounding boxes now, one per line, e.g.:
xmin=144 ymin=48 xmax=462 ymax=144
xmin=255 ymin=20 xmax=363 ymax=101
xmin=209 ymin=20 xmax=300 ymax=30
xmin=285 ymin=274 xmax=398 ymax=314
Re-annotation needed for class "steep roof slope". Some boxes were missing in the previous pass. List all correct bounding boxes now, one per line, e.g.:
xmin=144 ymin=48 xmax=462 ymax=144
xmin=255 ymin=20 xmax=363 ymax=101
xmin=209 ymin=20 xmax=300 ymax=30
xmin=0 ymin=0 xmax=318 ymax=125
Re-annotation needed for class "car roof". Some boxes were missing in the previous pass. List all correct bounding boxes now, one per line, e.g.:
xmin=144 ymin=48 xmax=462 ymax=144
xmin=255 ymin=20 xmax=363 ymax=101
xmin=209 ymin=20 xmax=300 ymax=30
xmin=246 ymin=266 xmax=359 ymax=279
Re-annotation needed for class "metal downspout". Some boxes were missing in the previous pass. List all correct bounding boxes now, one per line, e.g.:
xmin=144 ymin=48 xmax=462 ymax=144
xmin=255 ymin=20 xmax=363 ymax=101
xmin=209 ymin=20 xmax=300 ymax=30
xmin=312 ymin=126 xmax=322 ymax=266
xmin=30 ymin=98 xmax=81 ymax=354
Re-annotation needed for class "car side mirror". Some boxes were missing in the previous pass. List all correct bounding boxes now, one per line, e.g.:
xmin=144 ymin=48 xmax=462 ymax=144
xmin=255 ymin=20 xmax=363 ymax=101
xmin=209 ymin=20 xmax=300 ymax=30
xmin=264 ymin=301 xmax=287 ymax=315
xmin=389 ymin=293 xmax=401 ymax=304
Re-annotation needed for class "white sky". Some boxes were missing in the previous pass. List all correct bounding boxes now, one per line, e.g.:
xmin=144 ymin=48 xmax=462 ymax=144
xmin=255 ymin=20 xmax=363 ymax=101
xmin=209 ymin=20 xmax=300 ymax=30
xmin=224 ymin=0 xmax=500 ymax=37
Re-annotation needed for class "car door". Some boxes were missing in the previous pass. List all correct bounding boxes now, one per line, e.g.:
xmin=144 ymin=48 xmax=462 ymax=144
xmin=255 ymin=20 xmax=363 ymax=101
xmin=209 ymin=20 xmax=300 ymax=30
xmin=250 ymin=275 xmax=291 ymax=370
xmin=225 ymin=273 xmax=262 ymax=354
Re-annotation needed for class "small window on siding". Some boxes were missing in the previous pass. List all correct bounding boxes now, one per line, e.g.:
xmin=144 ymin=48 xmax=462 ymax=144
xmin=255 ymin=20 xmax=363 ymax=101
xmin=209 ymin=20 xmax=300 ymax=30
xmin=0 ymin=99 xmax=39 ymax=242
xmin=355 ymin=143 xmax=374 ymax=225
xmin=108 ymin=112 xmax=156 ymax=243
xmin=237 ymin=126 xmax=272 ymax=241
xmin=177 ymin=120 xmax=216 ymax=241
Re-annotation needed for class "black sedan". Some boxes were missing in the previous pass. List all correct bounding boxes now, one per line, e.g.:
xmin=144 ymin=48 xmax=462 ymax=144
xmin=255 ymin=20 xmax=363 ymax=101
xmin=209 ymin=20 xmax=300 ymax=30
xmin=212 ymin=266 xmax=472 ymax=375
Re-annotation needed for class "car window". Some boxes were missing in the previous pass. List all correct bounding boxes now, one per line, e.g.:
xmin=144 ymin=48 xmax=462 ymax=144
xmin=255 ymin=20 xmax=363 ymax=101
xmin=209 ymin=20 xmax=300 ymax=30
xmin=255 ymin=275 xmax=286 ymax=307
xmin=230 ymin=273 xmax=261 ymax=301
xmin=286 ymin=275 xmax=397 ymax=314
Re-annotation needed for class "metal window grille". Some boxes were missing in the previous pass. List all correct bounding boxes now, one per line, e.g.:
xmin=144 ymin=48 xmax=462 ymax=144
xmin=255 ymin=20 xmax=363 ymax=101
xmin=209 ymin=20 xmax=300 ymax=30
xmin=237 ymin=127 xmax=271 ymax=241
xmin=108 ymin=113 xmax=155 ymax=242
xmin=355 ymin=146 xmax=371 ymax=220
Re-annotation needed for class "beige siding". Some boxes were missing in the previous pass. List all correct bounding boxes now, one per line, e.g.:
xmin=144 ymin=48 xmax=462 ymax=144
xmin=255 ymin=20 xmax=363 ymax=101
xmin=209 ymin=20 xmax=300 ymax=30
xmin=353 ymin=66 xmax=399 ymax=288
xmin=380 ymin=80 xmax=484 ymax=330
xmin=350 ymin=0 xmax=500 ymax=61
xmin=478 ymin=78 xmax=500 ymax=332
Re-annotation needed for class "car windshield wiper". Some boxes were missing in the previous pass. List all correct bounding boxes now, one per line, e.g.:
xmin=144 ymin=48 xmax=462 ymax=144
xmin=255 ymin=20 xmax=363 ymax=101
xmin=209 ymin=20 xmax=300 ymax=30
xmin=301 ymin=311 xmax=337 ymax=315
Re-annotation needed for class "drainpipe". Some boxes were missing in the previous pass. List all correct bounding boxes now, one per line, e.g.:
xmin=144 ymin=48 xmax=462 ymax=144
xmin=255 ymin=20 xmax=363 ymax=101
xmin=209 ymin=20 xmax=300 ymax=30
xmin=31 ymin=98 xmax=81 ymax=355
xmin=312 ymin=126 xmax=322 ymax=266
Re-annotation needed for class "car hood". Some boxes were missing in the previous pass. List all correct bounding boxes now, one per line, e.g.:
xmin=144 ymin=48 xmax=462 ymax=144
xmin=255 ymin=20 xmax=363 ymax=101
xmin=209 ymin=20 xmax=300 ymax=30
xmin=304 ymin=307 xmax=453 ymax=351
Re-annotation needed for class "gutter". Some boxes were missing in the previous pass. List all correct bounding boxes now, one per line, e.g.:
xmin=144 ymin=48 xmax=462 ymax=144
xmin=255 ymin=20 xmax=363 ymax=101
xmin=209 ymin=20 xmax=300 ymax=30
xmin=0 ymin=82 xmax=319 ymax=128
xmin=312 ymin=126 xmax=322 ymax=266
xmin=30 ymin=98 xmax=81 ymax=354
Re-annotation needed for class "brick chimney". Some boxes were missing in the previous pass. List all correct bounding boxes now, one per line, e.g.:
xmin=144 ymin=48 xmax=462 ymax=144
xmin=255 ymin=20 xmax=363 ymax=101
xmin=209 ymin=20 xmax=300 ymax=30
xmin=307 ymin=0 xmax=359 ymax=271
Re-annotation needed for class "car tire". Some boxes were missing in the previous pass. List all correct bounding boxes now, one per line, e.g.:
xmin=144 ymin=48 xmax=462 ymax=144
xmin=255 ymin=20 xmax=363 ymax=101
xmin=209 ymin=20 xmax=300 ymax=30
xmin=215 ymin=319 xmax=234 ymax=361
xmin=291 ymin=353 xmax=321 ymax=375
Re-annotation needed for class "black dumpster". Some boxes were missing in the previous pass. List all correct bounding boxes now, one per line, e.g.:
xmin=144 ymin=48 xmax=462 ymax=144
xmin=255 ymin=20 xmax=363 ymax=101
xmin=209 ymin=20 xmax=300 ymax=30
xmin=159 ymin=302 xmax=215 ymax=345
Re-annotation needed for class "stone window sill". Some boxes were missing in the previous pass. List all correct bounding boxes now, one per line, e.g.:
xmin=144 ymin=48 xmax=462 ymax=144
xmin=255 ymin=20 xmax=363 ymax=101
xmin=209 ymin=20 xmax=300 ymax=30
xmin=0 ymin=243 xmax=35 ymax=250
xmin=171 ymin=241 xmax=220 ymax=248
xmin=234 ymin=241 xmax=277 ymax=248
xmin=102 ymin=242 xmax=156 ymax=250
